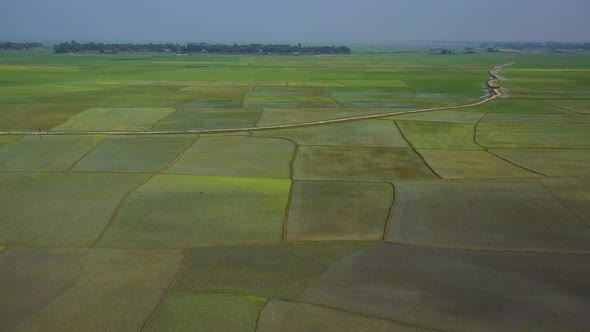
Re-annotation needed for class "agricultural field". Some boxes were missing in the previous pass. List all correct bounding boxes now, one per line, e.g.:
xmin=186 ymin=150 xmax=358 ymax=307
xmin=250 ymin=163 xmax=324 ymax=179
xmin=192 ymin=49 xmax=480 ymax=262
xmin=0 ymin=49 xmax=589 ymax=331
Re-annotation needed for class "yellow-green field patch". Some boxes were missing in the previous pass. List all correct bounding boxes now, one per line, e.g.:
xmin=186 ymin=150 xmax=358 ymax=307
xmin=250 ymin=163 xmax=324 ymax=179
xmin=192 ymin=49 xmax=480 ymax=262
xmin=166 ymin=136 xmax=294 ymax=179
xmin=386 ymin=179 xmax=590 ymax=251
xmin=0 ymin=135 xmax=106 ymax=171
xmin=53 ymin=107 xmax=176 ymax=131
xmin=97 ymin=175 xmax=290 ymax=248
xmin=287 ymin=181 xmax=393 ymax=241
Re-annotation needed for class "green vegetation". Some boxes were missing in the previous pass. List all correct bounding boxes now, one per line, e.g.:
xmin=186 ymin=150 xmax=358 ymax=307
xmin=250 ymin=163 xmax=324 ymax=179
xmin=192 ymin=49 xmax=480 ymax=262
xmin=258 ymin=300 xmax=417 ymax=332
xmin=386 ymin=180 xmax=590 ymax=251
xmin=287 ymin=181 xmax=393 ymax=241
xmin=1 ymin=49 xmax=589 ymax=331
xmin=0 ymin=247 xmax=182 ymax=331
xmin=97 ymin=175 xmax=290 ymax=248
xmin=0 ymin=135 xmax=105 ymax=171
xmin=297 ymin=243 xmax=590 ymax=332
xmin=165 ymin=136 xmax=294 ymax=179
xmin=396 ymin=121 xmax=482 ymax=150
xmin=542 ymin=177 xmax=590 ymax=224
xmin=53 ymin=41 xmax=352 ymax=54
xmin=72 ymin=135 xmax=196 ymax=173
xmin=53 ymin=107 xmax=176 ymax=131
xmin=0 ymin=172 xmax=150 ymax=246
xmin=418 ymin=149 xmax=542 ymax=179
xmin=294 ymin=146 xmax=436 ymax=181
xmin=476 ymin=122 xmax=590 ymax=148
xmin=145 ymin=291 xmax=266 ymax=332
xmin=254 ymin=120 xmax=409 ymax=147
xmin=490 ymin=149 xmax=590 ymax=177
xmin=177 ymin=242 xmax=376 ymax=299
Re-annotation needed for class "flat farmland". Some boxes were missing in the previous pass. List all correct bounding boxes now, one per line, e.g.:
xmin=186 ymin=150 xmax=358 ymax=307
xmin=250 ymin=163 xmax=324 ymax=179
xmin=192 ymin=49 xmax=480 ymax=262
xmin=1 ymin=49 xmax=590 ymax=331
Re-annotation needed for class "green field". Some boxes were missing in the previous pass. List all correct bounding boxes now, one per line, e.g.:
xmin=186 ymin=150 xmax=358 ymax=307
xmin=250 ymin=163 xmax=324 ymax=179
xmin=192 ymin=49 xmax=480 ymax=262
xmin=1 ymin=49 xmax=589 ymax=331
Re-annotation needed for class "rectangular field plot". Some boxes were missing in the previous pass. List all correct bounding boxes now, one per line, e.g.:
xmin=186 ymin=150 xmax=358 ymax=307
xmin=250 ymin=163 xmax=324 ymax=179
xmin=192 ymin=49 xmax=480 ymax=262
xmin=490 ymin=149 xmax=590 ymax=177
xmin=243 ymin=98 xmax=339 ymax=108
xmin=286 ymin=181 xmax=393 ymax=241
xmin=548 ymin=100 xmax=590 ymax=114
xmin=482 ymin=113 xmax=590 ymax=123
xmin=248 ymin=86 xmax=329 ymax=97
xmin=253 ymin=120 xmax=409 ymax=147
xmin=330 ymin=88 xmax=416 ymax=103
xmin=0 ymin=135 xmax=21 ymax=148
xmin=418 ymin=149 xmax=542 ymax=179
xmin=461 ymin=99 xmax=572 ymax=114
xmin=476 ymin=122 xmax=590 ymax=149
xmin=257 ymin=108 xmax=403 ymax=126
xmin=297 ymin=243 xmax=590 ymax=332
xmin=336 ymin=79 xmax=409 ymax=88
xmin=396 ymin=121 xmax=483 ymax=150
xmin=0 ymin=135 xmax=106 ymax=171
xmin=0 ymin=103 xmax=93 ymax=131
xmin=0 ymin=247 xmax=182 ymax=331
xmin=542 ymin=177 xmax=590 ymax=224
xmin=53 ymin=107 xmax=176 ymax=131
xmin=145 ymin=291 xmax=265 ymax=332
xmin=294 ymin=146 xmax=437 ymax=181
xmin=153 ymin=107 xmax=261 ymax=130
xmin=72 ymin=135 xmax=196 ymax=173
xmin=177 ymin=242 xmax=375 ymax=299
xmin=384 ymin=110 xmax=485 ymax=123
xmin=96 ymin=175 xmax=290 ymax=248
xmin=166 ymin=136 xmax=294 ymax=179
xmin=385 ymin=179 xmax=590 ymax=251
xmin=0 ymin=172 xmax=150 ymax=246
xmin=258 ymin=300 xmax=416 ymax=332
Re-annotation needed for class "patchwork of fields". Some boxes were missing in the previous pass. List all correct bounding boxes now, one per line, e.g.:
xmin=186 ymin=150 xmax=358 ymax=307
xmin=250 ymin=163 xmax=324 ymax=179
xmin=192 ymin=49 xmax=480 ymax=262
xmin=1 ymin=50 xmax=589 ymax=331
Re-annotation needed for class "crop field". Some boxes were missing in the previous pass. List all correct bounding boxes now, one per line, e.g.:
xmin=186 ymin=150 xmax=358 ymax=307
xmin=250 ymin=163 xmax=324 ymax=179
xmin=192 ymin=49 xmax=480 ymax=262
xmin=1 ymin=49 xmax=589 ymax=331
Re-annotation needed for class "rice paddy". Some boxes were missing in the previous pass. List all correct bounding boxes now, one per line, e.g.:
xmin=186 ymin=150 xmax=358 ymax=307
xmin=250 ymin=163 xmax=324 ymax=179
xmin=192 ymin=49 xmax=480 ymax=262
xmin=1 ymin=49 xmax=589 ymax=331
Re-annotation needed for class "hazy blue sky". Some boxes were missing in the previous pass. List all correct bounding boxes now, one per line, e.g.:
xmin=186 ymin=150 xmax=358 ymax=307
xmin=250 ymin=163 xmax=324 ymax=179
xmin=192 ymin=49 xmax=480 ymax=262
xmin=1 ymin=0 xmax=588 ymax=44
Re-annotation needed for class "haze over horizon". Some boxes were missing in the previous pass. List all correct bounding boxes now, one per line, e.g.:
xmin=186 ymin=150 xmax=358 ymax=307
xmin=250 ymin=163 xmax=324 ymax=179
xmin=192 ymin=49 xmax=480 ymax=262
xmin=1 ymin=0 xmax=589 ymax=44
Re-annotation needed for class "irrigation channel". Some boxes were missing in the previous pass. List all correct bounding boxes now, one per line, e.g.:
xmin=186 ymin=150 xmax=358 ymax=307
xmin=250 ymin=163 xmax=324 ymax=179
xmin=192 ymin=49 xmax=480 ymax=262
xmin=0 ymin=62 xmax=513 ymax=136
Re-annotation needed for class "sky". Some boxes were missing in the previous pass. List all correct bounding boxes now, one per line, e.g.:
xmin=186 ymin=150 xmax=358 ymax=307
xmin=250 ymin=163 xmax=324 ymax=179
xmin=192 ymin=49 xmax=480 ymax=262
xmin=0 ymin=0 xmax=589 ymax=44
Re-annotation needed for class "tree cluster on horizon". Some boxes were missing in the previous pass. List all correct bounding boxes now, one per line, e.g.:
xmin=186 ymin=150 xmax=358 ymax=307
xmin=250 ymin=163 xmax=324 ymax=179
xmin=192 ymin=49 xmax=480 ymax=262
xmin=0 ymin=42 xmax=44 ymax=50
xmin=482 ymin=41 xmax=590 ymax=51
xmin=52 ymin=41 xmax=352 ymax=55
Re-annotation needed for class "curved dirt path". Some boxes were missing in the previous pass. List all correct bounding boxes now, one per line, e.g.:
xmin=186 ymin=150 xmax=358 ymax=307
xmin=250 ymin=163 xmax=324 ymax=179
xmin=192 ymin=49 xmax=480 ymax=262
xmin=0 ymin=62 xmax=512 ymax=136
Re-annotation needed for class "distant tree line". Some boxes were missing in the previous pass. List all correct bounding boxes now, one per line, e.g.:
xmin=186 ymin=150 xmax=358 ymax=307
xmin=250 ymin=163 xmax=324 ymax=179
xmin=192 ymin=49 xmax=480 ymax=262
xmin=481 ymin=41 xmax=590 ymax=51
xmin=53 ymin=41 xmax=352 ymax=55
xmin=0 ymin=42 xmax=43 ymax=50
